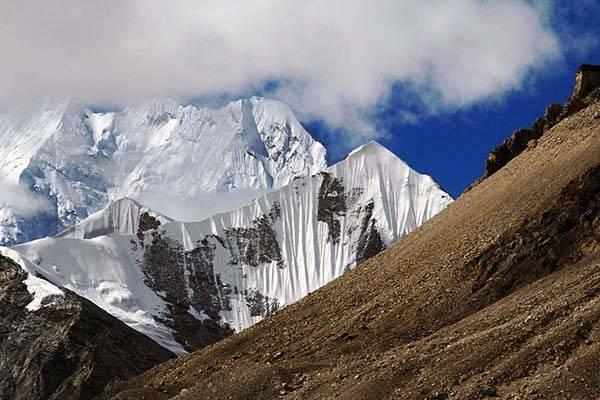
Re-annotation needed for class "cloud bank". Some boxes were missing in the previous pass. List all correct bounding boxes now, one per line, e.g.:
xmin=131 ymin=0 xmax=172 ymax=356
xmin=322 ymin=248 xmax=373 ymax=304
xmin=1 ymin=1 xmax=560 ymax=138
xmin=0 ymin=180 xmax=52 ymax=217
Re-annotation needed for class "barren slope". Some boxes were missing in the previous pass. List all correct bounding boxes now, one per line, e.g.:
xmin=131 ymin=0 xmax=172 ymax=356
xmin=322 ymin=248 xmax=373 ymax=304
xmin=104 ymin=95 xmax=600 ymax=399
xmin=0 ymin=255 xmax=174 ymax=400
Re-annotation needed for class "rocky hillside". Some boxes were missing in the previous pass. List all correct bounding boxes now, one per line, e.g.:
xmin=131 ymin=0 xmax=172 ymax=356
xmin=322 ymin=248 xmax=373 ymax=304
xmin=102 ymin=67 xmax=600 ymax=400
xmin=0 ymin=254 xmax=174 ymax=400
xmin=470 ymin=63 xmax=600 ymax=187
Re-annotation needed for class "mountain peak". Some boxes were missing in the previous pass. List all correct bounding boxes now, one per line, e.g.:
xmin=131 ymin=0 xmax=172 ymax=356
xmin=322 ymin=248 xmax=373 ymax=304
xmin=9 ymin=127 xmax=452 ymax=353
xmin=0 ymin=97 xmax=327 ymax=244
xmin=347 ymin=140 xmax=394 ymax=158
xmin=341 ymin=140 xmax=416 ymax=179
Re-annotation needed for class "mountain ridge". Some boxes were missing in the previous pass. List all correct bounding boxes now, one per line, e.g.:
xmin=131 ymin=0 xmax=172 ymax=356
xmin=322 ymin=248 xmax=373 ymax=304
xmin=8 ymin=140 xmax=451 ymax=354
xmin=55 ymin=196 xmax=173 ymax=240
xmin=0 ymin=97 xmax=326 ymax=244
xmin=469 ymin=63 xmax=600 ymax=189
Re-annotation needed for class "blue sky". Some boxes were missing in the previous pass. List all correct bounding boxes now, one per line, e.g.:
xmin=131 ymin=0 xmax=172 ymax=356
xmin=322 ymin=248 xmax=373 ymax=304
xmin=302 ymin=4 xmax=600 ymax=198
xmin=306 ymin=57 xmax=599 ymax=198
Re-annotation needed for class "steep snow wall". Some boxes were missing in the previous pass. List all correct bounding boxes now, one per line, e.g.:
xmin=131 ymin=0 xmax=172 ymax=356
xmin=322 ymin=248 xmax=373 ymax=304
xmin=11 ymin=142 xmax=452 ymax=352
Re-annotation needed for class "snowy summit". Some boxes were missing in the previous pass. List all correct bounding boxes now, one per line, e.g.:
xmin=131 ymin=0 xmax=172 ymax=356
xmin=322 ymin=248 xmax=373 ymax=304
xmin=0 ymin=97 xmax=326 ymax=244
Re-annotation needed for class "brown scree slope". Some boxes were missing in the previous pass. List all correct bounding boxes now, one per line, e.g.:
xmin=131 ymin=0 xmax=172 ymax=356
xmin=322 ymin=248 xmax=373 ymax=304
xmin=104 ymin=79 xmax=600 ymax=400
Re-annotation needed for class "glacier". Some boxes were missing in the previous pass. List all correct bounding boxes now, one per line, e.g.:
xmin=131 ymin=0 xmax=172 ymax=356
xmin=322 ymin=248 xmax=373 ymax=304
xmin=0 ymin=97 xmax=326 ymax=245
xmin=7 ymin=141 xmax=452 ymax=353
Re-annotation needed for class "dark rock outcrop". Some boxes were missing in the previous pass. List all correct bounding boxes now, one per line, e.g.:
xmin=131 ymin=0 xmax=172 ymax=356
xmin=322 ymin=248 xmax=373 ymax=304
xmin=356 ymin=201 xmax=385 ymax=264
xmin=481 ymin=117 xmax=546 ymax=180
xmin=135 ymin=205 xmax=288 ymax=351
xmin=139 ymin=232 xmax=233 ymax=351
xmin=470 ymin=164 xmax=600 ymax=301
xmin=244 ymin=288 xmax=280 ymax=318
xmin=0 ymin=255 xmax=174 ymax=400
xmin=317 ymin=172 xmax=347 ymax=244
xmin=316 ymin=173 xmax=386 ymax=265
xmin=572 ymin=64 xmax=600 ymax=99
xmin=468 ymin=64 xmax=600 ymax=191
xmin=223 ymin=202 xmax=284 ymax=269
xmin=137 ymin=211 xmax=161 ymax=239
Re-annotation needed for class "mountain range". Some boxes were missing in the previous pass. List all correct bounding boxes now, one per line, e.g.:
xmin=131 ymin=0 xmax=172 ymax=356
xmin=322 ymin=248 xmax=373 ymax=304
xmin=0 ymin=94 xmax=451 ymax=398
xmin=2 ymin=65 xmax=598 ymax=400
xmin=5 ymin=140 xmax=451 ymax=353
xmin=100 ymin=64 xmax=600 ymax=400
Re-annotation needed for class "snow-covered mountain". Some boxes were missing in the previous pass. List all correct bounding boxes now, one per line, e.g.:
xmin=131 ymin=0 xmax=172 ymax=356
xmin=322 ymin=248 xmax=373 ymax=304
xmin=7 ymin=141 xmax=452 ymax=353
xmin=0 ymin=97 xmax=326 ymax=245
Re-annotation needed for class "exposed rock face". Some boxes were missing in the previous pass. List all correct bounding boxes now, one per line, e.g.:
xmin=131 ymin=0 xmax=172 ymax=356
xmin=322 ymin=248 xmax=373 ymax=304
xmin=317 ymin=172 xmax=347 ymax=244
xmin=572 ymin=64 xmax=600 ymax=99
xmin=137 ymin=211 xmax=161 ymax=235
xmin=133 ymin=202 xmax=286 ymax=351
xmin=544 ymin=103 xmax=563 ymax=125
xmin=482 ymin=118 xmax=546 ymax=179
xmin=355 ymin=201 xmax=385 ymax=264
xmin=470 ymin=164 xmax=600 ymax=302
xmin=222 ymin=203 xmax=284 ymax=269
xmin=468 ymin=64 xmax=600 ymax=190
xmin=0 ymin=255 xmax=174 ymax=400
xmin=138 ymin=231 xmax=234 ymax=352
xmin=244 ymin=288 xmax=280 ymax=318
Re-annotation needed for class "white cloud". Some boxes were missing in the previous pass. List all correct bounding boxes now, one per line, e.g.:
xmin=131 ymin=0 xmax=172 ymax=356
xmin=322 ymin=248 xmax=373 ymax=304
xmin=0 ymin=180 xmax=52 ymax=217
xmin=0 ymin=1 xmax=560 ymax=139
xmin=136 ymin=189 xmax=269 ymax=222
